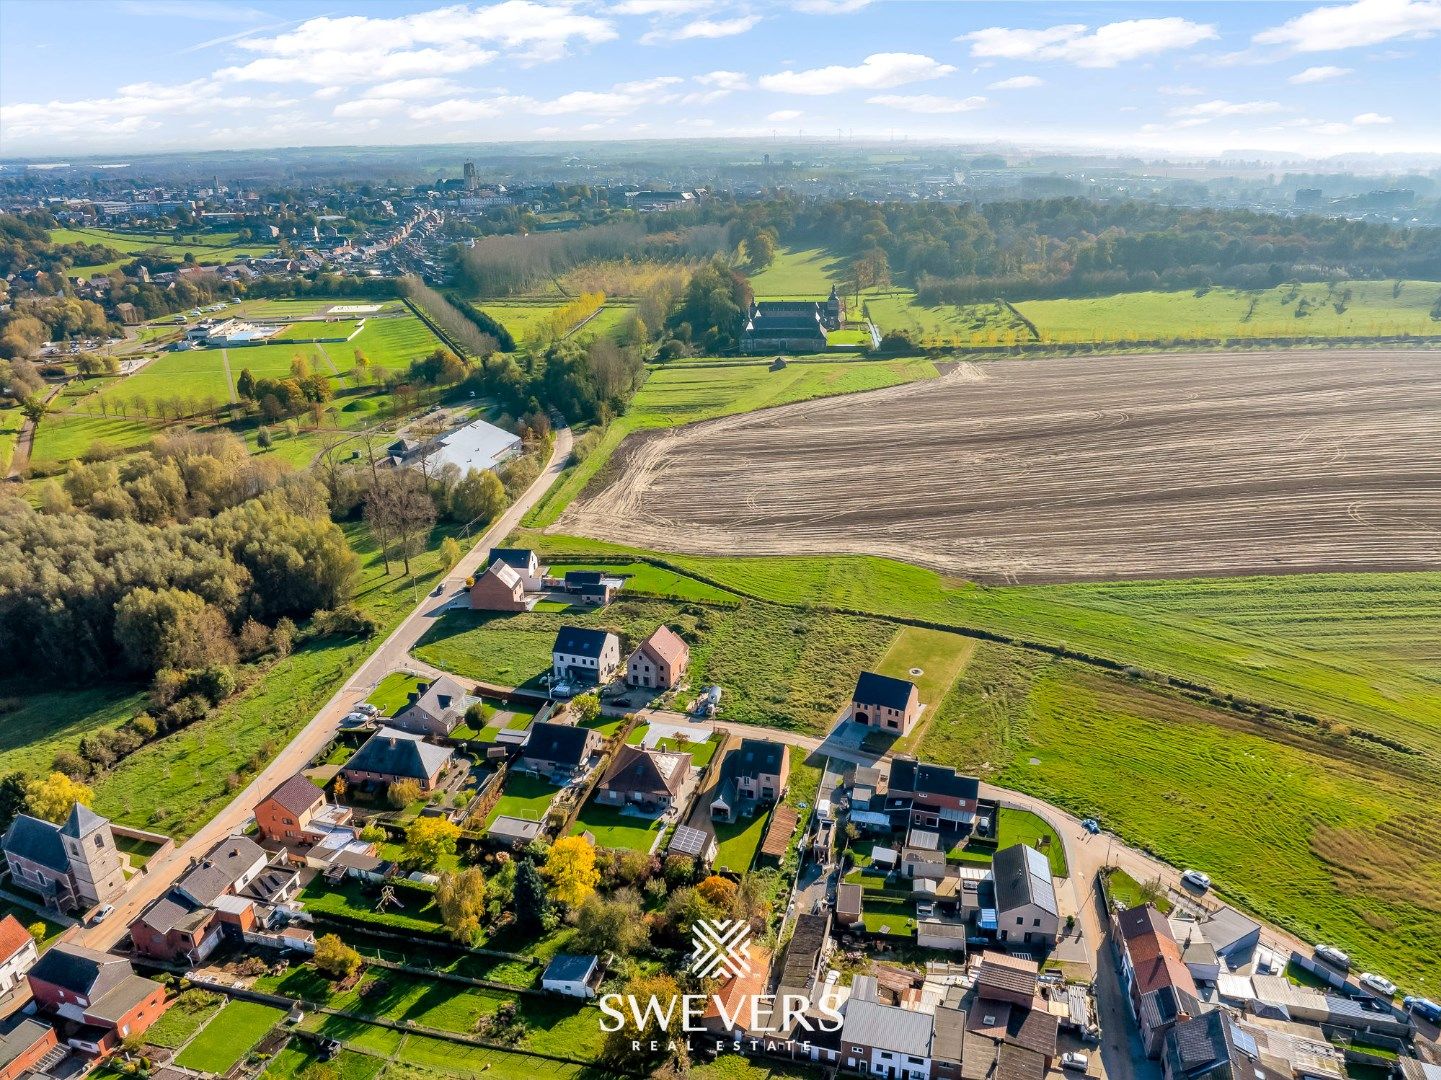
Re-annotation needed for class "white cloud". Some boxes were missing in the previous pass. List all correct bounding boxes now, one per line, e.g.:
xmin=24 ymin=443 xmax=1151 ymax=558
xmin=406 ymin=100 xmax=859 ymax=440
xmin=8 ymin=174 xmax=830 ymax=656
xmin=1254 ymin=0 xmax=1441 ymax=51
xmin=610 ymin=0 xmax=709 ymax=13
xmin=1289 ymin=65 xmax=1353 ymax=83
xmin=409 ymin=97 xmax=508 ymax=122
xmin=767 ymin=109 xmax=802 ymax=121
xmin=792 ymin=0 xmax=873 ymax=11
xmin=365 ymin=77 xmax=462 ymax=99
xmin=218 ymin=2 xmax=616 ymax=85
xmin=868 ymin=93 xmax=987 ymax=113
xmin=409 ymin=75 xmax=685 ymax=123
xmin=1169 ymin=99 xmax=1285 ymax=120
xmin=758 ymin=52 xmax=955 ymax=95
xmin=1353 ymin=111 xmax=1395 ymax=123
xmin=334 ymin=97 xmax=405 ymax=116
xmin=987 ymin=75 xmax=1043 ymax=90
xmin=0 ymin=79 xmax=296 ymax=142
xmin=960 ymin=17 xmax=1217 ymax=68
xmin=1158 ymin=84 xmax=1204 ymax=96
xmin=641 ymin=15 xmax=760 ymax=44
xmin=696 ymin=70 xmax=748 ymax=90
xmin=313 ymin=86 xmax=345 ymax=99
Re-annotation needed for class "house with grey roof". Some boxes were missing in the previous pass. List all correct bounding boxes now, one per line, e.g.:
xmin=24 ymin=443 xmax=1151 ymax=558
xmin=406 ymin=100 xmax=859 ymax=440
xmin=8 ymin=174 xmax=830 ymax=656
xmin=851 ymin=671 xmax=922 ymax=736
xmin=1 ymin=804 xmax=125 ymax=913
xmin=341 ymin=726 xmax=454 ymax=792
xmin=389 ymin=675 xmax=467 ymax=737
xmin=991 ymin=844 xmax=1060 ymax=949
xmin=518 ymin=721 xmax=601 ymax=785
xmin=840 ymin=974 xmax=938 ymax=1079
xmin=711 ymin=738 xmax=790 ymax=822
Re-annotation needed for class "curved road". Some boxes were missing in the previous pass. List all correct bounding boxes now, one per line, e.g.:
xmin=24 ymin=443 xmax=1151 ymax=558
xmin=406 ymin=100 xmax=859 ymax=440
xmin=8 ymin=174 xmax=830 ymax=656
xmin=77 ymin=423 xmax=572 ymax=950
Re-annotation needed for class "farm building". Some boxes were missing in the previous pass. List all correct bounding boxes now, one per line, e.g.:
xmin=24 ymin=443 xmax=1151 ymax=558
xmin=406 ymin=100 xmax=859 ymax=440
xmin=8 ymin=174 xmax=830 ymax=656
xmin=415 ymin=418 xmax=521 ymax=475
xmin=739 ymin=289 xmax=844 ymax=354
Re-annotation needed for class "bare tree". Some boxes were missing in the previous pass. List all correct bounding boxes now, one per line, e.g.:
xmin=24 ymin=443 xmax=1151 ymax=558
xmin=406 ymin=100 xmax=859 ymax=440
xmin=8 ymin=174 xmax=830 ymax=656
xmin=365 ymin=468 xmax=436 ymax=577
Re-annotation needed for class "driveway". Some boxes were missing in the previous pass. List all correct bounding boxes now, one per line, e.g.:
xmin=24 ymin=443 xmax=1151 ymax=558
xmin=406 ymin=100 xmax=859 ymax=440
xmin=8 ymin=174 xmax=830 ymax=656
xmin=74 ymin=423 xmax=572 ymax=950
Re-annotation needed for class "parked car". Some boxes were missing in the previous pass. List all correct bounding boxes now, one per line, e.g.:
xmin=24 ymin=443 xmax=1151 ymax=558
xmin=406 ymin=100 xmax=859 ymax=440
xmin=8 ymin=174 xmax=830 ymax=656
xmin=1080 ymin=818 xmax=1101 ymax=834
xmin=342 ymin=711 xmax=369 ymax=725
xmin=1359 ymin=973 xmax=1398 ymax=997
xmin=355 ymin=703 xmax=380 ymax=717
xmin=90 ymin=904 xmax=115 ymax=925
xmin=1180 ymin=869 xmax=1211 ymax=891
xmin=1314 ymin=944 xmax=1350 ymax=970
xmin=1404 ymin=997 xmax=1441 ymax=1023
xmin=1061 ymin=1053 xmax=1089 ymax=1071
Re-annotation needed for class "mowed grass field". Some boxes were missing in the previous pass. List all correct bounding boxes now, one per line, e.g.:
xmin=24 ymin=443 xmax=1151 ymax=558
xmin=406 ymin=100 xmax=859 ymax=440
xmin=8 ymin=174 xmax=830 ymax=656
xmin=31 ymin=308 xmax=446 ymax=468
xmin=475 ymin=300 xmax=574 ymax=345
xmin=748 ymin=246 xmax=847 ymax=297
xmin=1018 ymin=281 xmax=1441 ymax=342
xmin=917 ymin=642 xmax=1441 ymax=993
xmin=528 ymin=355 xmax=938 ymax=527
xmin=50 ymin=226 xmax=275 ymax=276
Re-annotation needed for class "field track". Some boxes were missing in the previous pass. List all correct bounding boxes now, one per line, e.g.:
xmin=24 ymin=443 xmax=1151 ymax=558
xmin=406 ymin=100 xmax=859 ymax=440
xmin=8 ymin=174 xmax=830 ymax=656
xmin=558 ymin=349 xmax=1441 ymax=582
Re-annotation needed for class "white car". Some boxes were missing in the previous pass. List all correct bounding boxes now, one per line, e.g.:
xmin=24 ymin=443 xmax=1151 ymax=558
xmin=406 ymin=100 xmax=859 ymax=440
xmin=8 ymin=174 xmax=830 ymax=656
xmin=1359 ymin=973 xmax=1397 ymax=997
xmin=1314 ymin=944 xmax=1350 ymax=970
xmin=355 ymin=703 xmax=380 ymax=717
xmin=1180 ymin=869 xmax=1212 ymax=891
xmin=1061 ymin=1053 xmax=1089 ymax=1071
xmin=90 ymin=904 xmax=115 ymax=925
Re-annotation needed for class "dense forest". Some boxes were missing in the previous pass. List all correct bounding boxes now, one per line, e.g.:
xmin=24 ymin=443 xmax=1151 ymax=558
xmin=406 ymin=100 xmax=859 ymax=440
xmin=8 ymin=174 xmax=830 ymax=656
xmin=770 ymin=197 xmax=1441 ymax=302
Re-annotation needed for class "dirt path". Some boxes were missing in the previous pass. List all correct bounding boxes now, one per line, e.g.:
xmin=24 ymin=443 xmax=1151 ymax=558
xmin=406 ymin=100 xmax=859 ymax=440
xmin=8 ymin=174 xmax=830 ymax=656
xmin=5 ymin=381 xmax=65 ymax=480
xmin=220 ymin=348 xmax=237 ymax=404
xmin=557 ymin=348 xmax=1441 ymax=582
xmin=562 ymin=305 xmax=605 ymax=340
xmin=314 ymin=342 xmax=341 ymax=377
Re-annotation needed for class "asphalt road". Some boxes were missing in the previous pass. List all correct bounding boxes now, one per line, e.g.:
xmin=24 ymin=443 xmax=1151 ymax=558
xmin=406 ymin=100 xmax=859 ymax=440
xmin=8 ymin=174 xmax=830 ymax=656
xmin=74 ymin=424 xmax=572 ymax=950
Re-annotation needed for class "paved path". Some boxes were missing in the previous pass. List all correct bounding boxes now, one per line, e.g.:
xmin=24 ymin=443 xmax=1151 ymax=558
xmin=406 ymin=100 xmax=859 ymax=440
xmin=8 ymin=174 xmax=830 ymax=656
xmin=5 ymin=382 xmax=65 ymax=480
xmin=75 ymin=425 xmax=572 ymax=950
xmin=314 ymin=342 xmax=340 ymax=377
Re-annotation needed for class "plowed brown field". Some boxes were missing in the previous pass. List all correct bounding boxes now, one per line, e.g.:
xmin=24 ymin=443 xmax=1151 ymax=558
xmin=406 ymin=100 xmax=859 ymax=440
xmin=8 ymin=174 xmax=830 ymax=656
xmin=557 ymin=349 xmax=1441 ymax=582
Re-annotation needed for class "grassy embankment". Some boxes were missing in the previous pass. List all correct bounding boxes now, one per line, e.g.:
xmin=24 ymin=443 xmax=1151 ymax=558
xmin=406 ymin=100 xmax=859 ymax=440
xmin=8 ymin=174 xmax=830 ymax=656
xmin=50 ymin=226 xmax=276 ymax=277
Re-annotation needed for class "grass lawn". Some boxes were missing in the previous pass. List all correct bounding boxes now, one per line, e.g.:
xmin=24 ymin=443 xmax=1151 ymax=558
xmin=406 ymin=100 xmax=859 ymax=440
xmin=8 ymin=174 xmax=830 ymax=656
xmin=1105 ymin=868 xmax=1173 ymax=915
xmin=475 ymin=300 xmax=599 ymax=346
xmin=580 ymin=713 xmax=625 ymax=738
xmin=526 ymin=355 xmax=938 ymax=528
xmin=570 ymin=802 xmax=665 ymax=852
xmin=174 ymin=1000 xmax=285 ymax=1073
xmin=545 ymin=561 xmax=738 ymax=603
xmin=0 ymin=681 xmax=148 ymax=778
xmin=863 ymin=290 xmax=1026 ymax=347
xmin=270 ymin=320 xmax=365 ymax=341
xmin=748 ymin=247 xmax=847 ymax=297
xmin=870 ymin=626 xmax=977 ymax=755
xmin=1017 ymin=281 xmax=1441 ymax=343
xmin=298 ymin=877 xmax=446 ymax=934
xmin=714 ymin=810 xmax=768 ymax=873
xmin=654 ymin=731 xmax=723 ymax=767
xmin=366 ymin=672 xmax=429 ymax=716
xmin=144 ymin=990 xmax=224 ymax=1049
xmin=689 ymin=1056 xmax=827 ymax=1080
xmin=262 ymin=1043 xmax=383 ymax=1080
xmin=486 ymin=772 xmax=558 ymax=826
xmin=997 ymin=809 xmax=1068 ymax=878
xmin=114 ymin=832 xmax=164 ymax=868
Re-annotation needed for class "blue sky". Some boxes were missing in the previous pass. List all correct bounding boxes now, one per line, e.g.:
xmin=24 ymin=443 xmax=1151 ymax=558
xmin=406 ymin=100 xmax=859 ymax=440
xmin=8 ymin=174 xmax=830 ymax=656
xmin=1 ymin=0 xmax=1437 ymax=158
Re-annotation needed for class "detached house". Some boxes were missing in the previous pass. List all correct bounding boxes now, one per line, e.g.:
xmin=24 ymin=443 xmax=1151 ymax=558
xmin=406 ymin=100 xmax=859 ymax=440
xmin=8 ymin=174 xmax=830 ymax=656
xmin=992 ymin=844 xmax=1060 ymax=948
xmin=851 ymin=672 xmax=921 ymax=736
xmin=711 ymin=738 xmax=790 ymax=822
xmin=25 ymin=944 xmax=167 ymax=1057
xmin=627 ymin=625 xmax=690 ymax=691
xmin=341 ymin=727 xmax=453 ymax=793
xmin=552 ymin=627 xmax=622 ymax=687
xmin=470 ymin=560 xmax=531 ymax=612
xmin=256 ymin=775 xmax=347 ymax=844
xmin=390 ymin=675 xmax=467 ymax=737
xmin=1 ymin=805 xmax=126 ymax=914
xmin=595 ymin=745 xmax=691 ymax=811
xmin=519 ymin=721 xmax=602 ymax=784
xmin=487 ymin=547 xmax=544 ymax=591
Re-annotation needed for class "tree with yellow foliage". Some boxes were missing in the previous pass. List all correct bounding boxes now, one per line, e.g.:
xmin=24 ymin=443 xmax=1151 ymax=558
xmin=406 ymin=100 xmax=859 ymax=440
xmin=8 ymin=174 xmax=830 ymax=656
xmin=25 ymin=772 xmax=93 ymax=824
xmin=543 ymin=835 xmax=599 ymax=908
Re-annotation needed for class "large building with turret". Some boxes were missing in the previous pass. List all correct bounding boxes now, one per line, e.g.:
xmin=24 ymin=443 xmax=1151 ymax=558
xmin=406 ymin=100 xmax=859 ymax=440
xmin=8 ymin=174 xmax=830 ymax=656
xmin=739 ymin=287 xmax=845 ymax=354
xmin=1 ymin=805 xmax=126 ymax=913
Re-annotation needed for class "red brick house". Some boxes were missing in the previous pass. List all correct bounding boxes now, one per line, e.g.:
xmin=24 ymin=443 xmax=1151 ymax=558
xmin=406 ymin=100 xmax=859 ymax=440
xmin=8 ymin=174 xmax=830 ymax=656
xmin=0 ymin=1017 xmax=58 ymax=1080
xmin=470 ymin=560 xmax=531 ymax=612
xmin=851 ymin=672 xmax=921 ymax=736
xmin=255 ymin=774 xmax=351 ymax=845
xmin=26 ymin=944 xmax=166 ymax=1056
xmin=626 ymin=625 xmax=690 ymax=691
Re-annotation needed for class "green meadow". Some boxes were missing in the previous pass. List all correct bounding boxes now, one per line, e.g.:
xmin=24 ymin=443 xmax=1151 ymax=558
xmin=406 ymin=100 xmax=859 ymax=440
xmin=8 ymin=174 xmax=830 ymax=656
xmin=51 ymin=226 xmax=275 ymax=276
